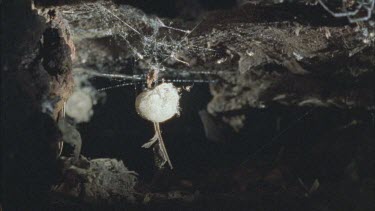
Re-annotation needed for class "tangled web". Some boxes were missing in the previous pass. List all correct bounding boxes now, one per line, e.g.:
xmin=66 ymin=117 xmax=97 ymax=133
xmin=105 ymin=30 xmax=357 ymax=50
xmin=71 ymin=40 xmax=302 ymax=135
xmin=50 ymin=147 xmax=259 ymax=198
xmin=82 ymin=2 xmax=217 ymax=88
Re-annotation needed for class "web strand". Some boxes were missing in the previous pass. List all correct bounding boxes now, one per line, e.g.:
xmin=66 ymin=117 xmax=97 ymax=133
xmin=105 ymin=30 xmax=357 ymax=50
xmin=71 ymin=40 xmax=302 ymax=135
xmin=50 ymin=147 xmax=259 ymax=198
xmin=240 ymin=107 xmax=316 ymax=166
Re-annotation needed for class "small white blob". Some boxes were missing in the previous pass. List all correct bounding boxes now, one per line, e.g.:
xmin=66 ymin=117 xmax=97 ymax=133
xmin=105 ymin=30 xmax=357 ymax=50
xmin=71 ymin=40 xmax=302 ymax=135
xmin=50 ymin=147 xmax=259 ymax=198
xmin=65 ymin=90 xmax=93 ymax=123
xmin=135 ymin=83 xmax=180 ymax=123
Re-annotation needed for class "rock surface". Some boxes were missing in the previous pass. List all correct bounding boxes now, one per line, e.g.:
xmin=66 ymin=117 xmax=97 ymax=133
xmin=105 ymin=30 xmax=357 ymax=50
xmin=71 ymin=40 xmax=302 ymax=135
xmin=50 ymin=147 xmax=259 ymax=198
xmin=3 ymin=0 xmax=375 ymax=209
xmin=55 ymin=156 xmax=138 ymax=204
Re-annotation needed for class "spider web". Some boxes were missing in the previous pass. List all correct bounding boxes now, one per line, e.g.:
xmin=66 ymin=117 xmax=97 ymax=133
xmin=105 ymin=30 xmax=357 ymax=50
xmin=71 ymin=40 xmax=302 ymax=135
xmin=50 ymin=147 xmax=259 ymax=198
xmin=74 ymin=1 xmax=218 ymax=93
xmin=68 ymin=1 xmax=374 ymax=95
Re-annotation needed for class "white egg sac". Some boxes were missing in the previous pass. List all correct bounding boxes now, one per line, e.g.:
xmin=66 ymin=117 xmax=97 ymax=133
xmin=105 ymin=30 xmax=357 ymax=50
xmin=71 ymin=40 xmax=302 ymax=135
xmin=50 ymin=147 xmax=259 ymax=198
xmin=135 ymin=83 xmax=180 ymax=123
xmin=65 ymin=90 xmax=93 ymax=123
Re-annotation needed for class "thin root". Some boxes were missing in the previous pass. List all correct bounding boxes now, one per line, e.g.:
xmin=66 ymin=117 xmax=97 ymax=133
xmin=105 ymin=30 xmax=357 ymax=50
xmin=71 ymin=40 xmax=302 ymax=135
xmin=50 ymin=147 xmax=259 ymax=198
xmin=142 ymin=133 xmax=158 ymax=148
xmin=141 ymin=123 xmax=174 ymax=169
xmin=154 ymin=122 xmax=173 ymax=169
